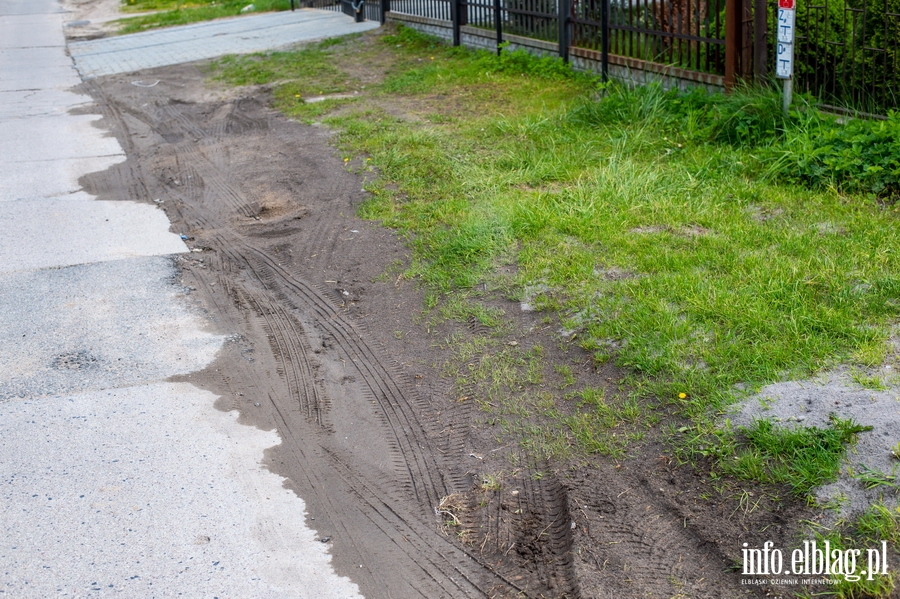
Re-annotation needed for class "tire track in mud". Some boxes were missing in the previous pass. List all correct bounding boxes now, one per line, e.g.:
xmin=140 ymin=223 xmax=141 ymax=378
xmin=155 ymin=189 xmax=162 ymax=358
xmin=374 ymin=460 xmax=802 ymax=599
xmin=447 ymin=467 xmax=579 ymax=599
xmin=173 ymin=208 xmax=503 ymax=595
xmin=82 ymin=72 xmax=581 ymax=598
xmin=564 ymin=469 xmax=728 ymax=599
xmin=239 ymin=283 xmax=331 ymax=428
xmin=185 ymin=233 xmax=528 ymax=597
xmin=120 ymin=86 xmax=451 ymax=509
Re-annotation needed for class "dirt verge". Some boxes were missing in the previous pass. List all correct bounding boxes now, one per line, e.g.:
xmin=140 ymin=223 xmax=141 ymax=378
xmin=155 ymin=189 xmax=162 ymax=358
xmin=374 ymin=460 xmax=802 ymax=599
xmin=60 ymin=0 xmax=130 ymax=40
xmin=78 ymin=37 xmax=819 ymax=598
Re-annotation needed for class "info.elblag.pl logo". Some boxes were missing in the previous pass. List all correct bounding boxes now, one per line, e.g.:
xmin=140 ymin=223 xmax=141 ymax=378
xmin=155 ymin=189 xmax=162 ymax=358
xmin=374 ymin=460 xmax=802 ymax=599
xmin=742 ymin=540 xmax=890 ymax=582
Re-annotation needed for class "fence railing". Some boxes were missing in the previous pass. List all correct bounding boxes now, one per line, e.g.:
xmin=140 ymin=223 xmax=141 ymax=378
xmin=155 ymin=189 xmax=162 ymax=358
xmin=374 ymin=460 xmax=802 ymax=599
xmin=571 ymin=0 xmax=728 ymax=74
xmin=386 ymin=0 xmax=742 ymax=83
xmin=301 ymin=0 xmax=388 ymax=23
xmin=302 ymin=0 xmax=899 ymax=113
xmin=772 ymin=0 xmax=899 ymax=114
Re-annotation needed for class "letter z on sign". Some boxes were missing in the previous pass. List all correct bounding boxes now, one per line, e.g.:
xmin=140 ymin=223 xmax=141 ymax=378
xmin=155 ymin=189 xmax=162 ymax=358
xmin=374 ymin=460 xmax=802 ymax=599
xmin=776 ymin=0 xmax=795 ymax=78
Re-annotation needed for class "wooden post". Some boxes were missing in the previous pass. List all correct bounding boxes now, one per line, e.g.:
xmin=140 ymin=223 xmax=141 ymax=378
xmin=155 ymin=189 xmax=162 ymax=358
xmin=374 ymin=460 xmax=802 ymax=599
xmin=724 ymin=0 xmax=741 ymax=90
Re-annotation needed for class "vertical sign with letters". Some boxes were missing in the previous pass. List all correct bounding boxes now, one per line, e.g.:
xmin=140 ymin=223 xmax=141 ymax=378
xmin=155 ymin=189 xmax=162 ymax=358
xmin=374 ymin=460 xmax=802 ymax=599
xmin=776 ymin=0 xmax=795 ymax=78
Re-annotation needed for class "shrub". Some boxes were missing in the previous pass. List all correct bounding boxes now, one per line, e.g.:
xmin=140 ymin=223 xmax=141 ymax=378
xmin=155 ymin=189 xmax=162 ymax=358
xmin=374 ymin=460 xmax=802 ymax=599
xmin=772 ymin=112 xmax=900 ymax=201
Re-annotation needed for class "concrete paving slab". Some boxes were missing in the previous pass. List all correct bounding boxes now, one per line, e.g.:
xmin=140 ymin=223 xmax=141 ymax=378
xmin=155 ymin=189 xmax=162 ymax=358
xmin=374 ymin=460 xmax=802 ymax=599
xmin=0 ymin=65 xmax=81 ymax=91
xmin=0 ymin=88 xmax=92 ymax=118
xmin=0 ymin=197 xmax=186 ymax=273
xmin=0 ymin=382 xmax=363 ymax=599
xmin=0 ymin=256 xmax=222 ymax=401
xmin=0 ymin=114 xmax=123 ymax=163
xmin=0 ymin=0 xmax=63 ymax=16
xmin=69 ymin=9 xmax=380 ymax=78
xmin=0 ymin=47 xmax=74 ymax=69
xmin=0 ymin=156 xmax=123 ymax=199
xmin=0 ymin=14 xmax=65 ymax=48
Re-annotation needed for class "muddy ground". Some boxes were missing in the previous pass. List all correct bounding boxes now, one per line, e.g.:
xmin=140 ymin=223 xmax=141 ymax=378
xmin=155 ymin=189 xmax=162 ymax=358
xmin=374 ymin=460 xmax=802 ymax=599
xmin=73 ymin=33 xmax=825 ymax=598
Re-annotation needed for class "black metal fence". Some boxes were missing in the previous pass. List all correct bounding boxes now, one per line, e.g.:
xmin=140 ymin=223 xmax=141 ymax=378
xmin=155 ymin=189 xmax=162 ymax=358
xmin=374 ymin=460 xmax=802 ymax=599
xmin=387 ymin=0 xmax=737 ymax=79
xmin=572 ymin=0 xmax=728 ymax=73
xmin=771 ymin=0 xmax=899 ymax=113
xmin=299 ymin=0 xmax=899 ymax=113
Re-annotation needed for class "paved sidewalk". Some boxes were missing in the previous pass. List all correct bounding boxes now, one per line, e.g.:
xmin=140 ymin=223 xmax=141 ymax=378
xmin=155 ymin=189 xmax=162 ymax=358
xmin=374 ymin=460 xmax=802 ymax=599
xmin=0 ymin=2 xmax=367 ymax=597
xmin=70 ymin=9 xmax=380 ymax=78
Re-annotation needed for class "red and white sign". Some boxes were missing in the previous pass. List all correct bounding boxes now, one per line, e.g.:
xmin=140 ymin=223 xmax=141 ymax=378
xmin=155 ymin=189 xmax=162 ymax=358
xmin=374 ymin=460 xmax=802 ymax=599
xmin=776 ymin=0 xmax=795 ymax=78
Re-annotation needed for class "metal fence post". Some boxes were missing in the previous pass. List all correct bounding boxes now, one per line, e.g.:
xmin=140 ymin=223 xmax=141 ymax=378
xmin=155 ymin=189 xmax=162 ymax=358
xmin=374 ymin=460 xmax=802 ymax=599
xmin=601 ymin=0 xmax=609 ymax=80
xmin=451 ymin=0 xmax=461 ymax=46
xmin=558 ymin=0 xmax=570 ymax=62
xmin=380 ymin=0 xmax=389 ymax=24
xmin=494 ymin=0 xmax=503 ymax=55
xmin=724 ymin=0 xmax=741 ymax=90
xmin=753 ymin=0 xmax=767 ymax=80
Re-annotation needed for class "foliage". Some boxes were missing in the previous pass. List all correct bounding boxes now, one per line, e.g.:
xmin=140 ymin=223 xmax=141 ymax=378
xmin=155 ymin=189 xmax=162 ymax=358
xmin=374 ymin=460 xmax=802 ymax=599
xmin=569 ymin=82 xmax=804 ymax=147
xmin=723 ymin=416 xmax=872 ymax=495
xmin=777 ymin=111 xmax=900 ymax=201
xmin=574 ymin=81 xmax=900 ymax=200
xmin=789 ymin=0 xmax=900 ymax=113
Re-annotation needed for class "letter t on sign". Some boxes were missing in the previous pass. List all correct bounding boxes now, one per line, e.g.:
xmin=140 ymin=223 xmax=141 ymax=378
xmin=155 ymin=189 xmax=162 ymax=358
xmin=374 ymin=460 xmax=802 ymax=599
xmin=776 ymin=0 xmax=796 ymax=113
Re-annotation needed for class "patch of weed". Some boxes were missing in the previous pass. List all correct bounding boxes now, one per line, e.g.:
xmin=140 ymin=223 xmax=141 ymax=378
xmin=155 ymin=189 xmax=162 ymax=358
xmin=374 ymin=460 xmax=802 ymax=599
xmin=562 ymin=387 xmax=643 ymax=456
xmin=725 ymin=416 xmax=872 ymax=496
xmin=771 ymin=111 xmax=900 ymax=202
xmin=850 ymin=369 xmax=890 ymax=391
xmin=809 ymin=503 xmax=900 ymax=598
xmin=210 ymin=44 xmax=352 ymax=90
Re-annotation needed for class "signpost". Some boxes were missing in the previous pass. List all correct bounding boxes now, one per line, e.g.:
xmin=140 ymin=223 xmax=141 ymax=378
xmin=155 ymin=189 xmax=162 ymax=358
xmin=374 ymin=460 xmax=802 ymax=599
xmin=776 ymin=0 xmax=795 ymax=114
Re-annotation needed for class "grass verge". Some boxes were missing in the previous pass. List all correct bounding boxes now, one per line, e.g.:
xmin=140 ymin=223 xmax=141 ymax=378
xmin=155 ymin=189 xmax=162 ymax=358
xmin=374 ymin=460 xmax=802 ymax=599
xmin=117 ymin=0 xmax=292 ymax=34
xmin=798 ymin=503 xmax=900 ymax=597
xmin=211 ymin=30 xmax=900 ymax=582
xmin=213 ymin=27 xmax=900 ymax=462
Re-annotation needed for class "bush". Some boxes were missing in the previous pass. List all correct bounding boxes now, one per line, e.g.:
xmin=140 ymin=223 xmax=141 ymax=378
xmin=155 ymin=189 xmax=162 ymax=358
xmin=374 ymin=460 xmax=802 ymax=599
xmin=776 ymin=111 xmax=900 ymax=201
xmin=568 ymin=82 xmax=800 ymax=147
xmin=571 ymin=82 xmax=900 ymax=201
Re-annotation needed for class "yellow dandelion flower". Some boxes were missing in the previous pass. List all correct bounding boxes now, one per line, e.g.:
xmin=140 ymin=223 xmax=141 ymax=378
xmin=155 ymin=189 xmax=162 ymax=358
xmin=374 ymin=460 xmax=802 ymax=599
xmin=678 ymin=392 xmax=687 ymax=399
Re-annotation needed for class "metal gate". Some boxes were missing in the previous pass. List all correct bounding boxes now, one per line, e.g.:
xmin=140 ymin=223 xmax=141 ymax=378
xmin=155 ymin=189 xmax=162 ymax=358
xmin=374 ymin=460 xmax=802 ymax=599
xmin=297 ymin=0 xmax=387 ymax=23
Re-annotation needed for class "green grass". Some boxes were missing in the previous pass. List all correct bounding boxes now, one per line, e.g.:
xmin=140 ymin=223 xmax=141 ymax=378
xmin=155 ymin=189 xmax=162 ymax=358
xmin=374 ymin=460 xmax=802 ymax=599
xmin=210 ymin=42 xmax=360 ymax=120
xmin=213 ymin=25 xmax=900 ymax=490
xmin=117 ymin=0 xmax=292 ymax=33
xmin=808 ymin=503 xmax=900 ymax=597
xmin=722 ymin=416 xmax=872 ymax=496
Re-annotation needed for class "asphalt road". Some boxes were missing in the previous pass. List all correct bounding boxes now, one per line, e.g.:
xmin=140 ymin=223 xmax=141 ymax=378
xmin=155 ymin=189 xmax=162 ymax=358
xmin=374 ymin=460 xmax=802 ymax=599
xmin=0 ymin=2 xmax=371 ymax=596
